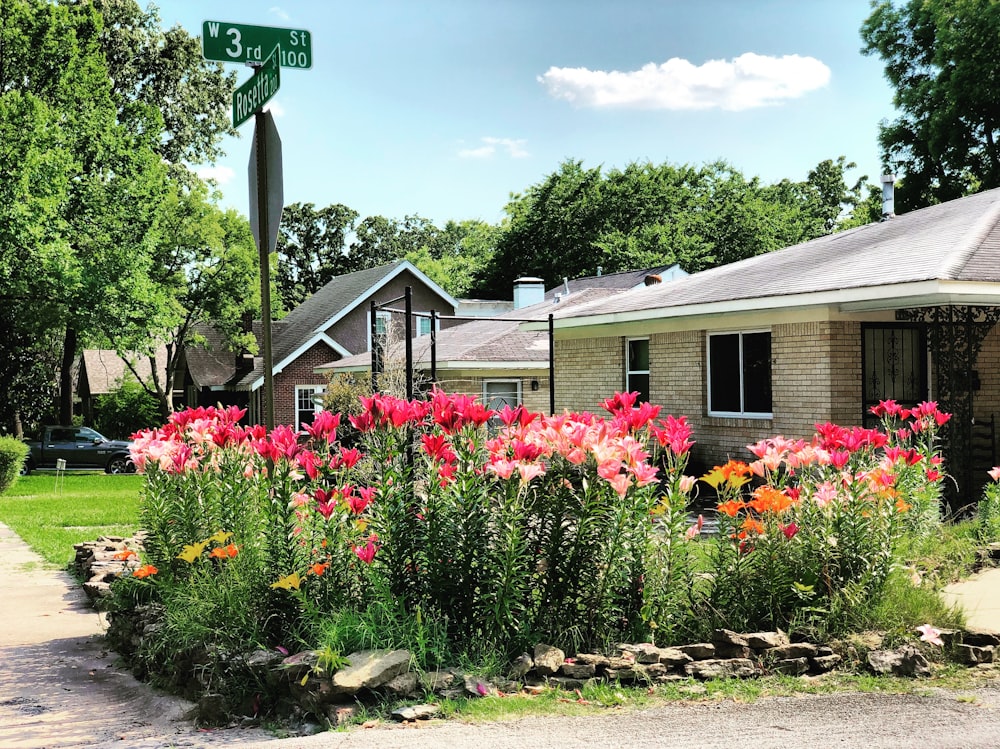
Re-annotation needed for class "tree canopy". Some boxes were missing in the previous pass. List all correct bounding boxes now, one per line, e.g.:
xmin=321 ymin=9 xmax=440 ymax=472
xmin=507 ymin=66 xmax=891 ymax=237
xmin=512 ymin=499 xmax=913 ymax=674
xmin=861 ymin=0 xmax=1000 ymax=211
xmin=470 ymin=157 xmax=871 ymax=295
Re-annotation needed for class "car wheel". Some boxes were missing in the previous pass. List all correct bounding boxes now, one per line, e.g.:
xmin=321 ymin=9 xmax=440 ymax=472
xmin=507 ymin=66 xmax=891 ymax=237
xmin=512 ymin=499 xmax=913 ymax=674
xmin=19 ymin=460 xmax=32 ymax=476
xmin=106 ymin=456 xmax=133 ymax=474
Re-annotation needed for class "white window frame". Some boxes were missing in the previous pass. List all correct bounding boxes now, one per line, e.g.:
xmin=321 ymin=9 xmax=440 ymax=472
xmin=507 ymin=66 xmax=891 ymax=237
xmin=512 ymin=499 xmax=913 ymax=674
xmin=366 ymin=310 xmax=393 ymax=352
xmin=706 ymin=329 xmax=772 ymax=419
xmin=626 ymin=337 xmax=650 ymax=402
xmin=483 ymin=379 xmax=522 ymax=412
xmin=417 ymin=315 xmax=439 ymax=337
xmin=295 ymin=385 xmax=326 ymax=431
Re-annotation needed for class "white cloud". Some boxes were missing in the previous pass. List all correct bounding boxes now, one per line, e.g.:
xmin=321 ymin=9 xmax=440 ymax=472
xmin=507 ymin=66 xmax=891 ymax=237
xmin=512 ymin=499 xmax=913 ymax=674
xmin=458 ymin=137 xmax=529 ymax=159
xmin=538 ymin=53 xmax=831 ymax=111
xmin=268 ymin=6 xmax=290 ymax=21
xmin=196 ymin=165 xmax=235 ymax=185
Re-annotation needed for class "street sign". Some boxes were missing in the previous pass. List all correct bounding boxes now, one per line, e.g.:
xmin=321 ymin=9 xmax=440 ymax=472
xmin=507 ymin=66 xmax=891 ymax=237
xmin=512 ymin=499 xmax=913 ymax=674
xmin=248 ymin=110 xmax=284 ymax=255
xmin=232 ymin=46 xmax=280 ymax=128
xmin=202 ymin=20 xmax=312 ymax=69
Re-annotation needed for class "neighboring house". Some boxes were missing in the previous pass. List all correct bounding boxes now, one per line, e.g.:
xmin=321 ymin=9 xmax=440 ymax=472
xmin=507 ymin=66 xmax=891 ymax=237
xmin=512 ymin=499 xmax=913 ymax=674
xmin=178 ymin=260 xmax=458 ymax=428
xmin=539 ymin=187 xmax=1000 ymax=502
xmin=77 ymin=347 xmax=170 ymax=423
xmin=317 ymin=266 xmax=683 ymax=416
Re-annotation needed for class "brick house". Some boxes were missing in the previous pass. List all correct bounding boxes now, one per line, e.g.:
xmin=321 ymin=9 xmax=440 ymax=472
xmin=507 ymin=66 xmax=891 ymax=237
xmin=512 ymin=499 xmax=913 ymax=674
xmin=178 ymin=260 xmax=457 ymax=428
xmin=539 ymin=187 xmax=1000 ymax=502
xmin=317 ymin=266 xmax=684 ymax=416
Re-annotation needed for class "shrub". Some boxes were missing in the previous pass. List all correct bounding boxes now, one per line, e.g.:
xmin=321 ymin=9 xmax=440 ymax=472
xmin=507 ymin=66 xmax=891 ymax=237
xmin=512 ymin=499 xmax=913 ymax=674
xmin=94 ymin=379 xmax=162 ymax=439
xmin=0 ymin=436 xmax=28 ymax=493
xmin=978 ymin=468 xmax=1000 ymax=543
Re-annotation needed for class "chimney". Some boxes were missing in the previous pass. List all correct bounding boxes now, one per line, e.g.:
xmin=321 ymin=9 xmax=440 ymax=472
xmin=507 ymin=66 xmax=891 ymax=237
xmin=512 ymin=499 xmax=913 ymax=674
xmin=881 ymin=174 xmax=895 ymax=221
xmin=513 ymin=276 xmax=545 ymax=309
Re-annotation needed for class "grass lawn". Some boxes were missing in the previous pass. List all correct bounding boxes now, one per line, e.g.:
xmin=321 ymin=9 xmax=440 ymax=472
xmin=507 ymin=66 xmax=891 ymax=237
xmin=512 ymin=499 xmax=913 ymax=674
xmin=0 ymin=472 xmax=142 ymax=568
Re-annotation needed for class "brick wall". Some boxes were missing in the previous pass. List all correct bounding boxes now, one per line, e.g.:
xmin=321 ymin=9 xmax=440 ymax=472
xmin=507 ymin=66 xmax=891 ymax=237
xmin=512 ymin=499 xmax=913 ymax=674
xmin=555 ymin=320 xmax=864 ymax=471
xmin=273 ymin=341 xmax=339 ymax=427
xmin=553 ymin=337 xmax=623 ymax=413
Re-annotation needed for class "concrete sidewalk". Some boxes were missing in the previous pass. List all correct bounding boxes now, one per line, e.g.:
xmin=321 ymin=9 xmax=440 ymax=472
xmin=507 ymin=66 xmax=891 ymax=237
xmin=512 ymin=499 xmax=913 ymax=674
xmin=943 ymin=566 xmax=1000 ymax=632
xmin=0 ymin=522 xmax=273 ymax=749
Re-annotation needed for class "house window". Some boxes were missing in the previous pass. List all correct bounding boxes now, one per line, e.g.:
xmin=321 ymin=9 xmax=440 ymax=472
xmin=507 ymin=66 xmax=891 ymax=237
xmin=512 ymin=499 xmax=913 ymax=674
xmin=862 ymin=324 xmax=927 ymax=425
xmin=368 ymin=310 xmax=392 ymax=351
xmin=626 ymin=338 xmax=650 ymax=403
xmin=707 ymin=331 xmax=772 ymax=417
xmin=417 ymin=315 xmax=433 ymax=337
xmin=295 ymin=385 xmax=325 ymax=431
xmin=483 ymin=380 xmax=521 ymax=413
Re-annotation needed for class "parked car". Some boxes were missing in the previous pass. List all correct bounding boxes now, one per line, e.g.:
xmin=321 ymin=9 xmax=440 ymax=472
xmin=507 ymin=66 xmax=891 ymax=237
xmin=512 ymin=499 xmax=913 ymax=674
xmin=22 ymin=426 xmax=135 ymax=474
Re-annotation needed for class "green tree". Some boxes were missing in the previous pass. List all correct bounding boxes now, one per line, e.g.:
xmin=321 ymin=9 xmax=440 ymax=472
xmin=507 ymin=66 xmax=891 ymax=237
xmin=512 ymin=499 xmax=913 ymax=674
xmin=405 ymin=220 xmax=499 ymax=297
xmin=102 ymin=180 xmax=259 ymax=418
xmin=275 ymin=202 xmax=359 ymax=311
xmin=861 ymin=0 xmax=1000 ymax=211
xmin=473 ymin=158 xmax=865 ymax=296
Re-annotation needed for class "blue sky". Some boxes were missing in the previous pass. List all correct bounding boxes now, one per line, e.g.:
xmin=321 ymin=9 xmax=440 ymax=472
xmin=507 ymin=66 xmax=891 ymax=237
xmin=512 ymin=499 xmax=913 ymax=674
xmin=158 ymin=1 xmax=896 ymax=226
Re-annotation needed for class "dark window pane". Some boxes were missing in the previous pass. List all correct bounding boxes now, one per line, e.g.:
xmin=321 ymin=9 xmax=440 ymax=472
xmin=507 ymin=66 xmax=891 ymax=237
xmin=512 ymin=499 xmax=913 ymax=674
xmin=742 ymin=332 xmax=772 ymax=413
xmin=709 ymin=334 xmax=741 ymax=412
xmin=628 ymin=373 xmax=650 ymax=403
xmin=628 ymin=339 xmax=649 ymax=372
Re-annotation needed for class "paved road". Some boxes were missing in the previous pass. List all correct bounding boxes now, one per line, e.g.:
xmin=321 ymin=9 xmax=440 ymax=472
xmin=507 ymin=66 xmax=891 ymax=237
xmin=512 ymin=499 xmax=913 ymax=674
xmin=3 ymin=521 xmax=1000 ymax=749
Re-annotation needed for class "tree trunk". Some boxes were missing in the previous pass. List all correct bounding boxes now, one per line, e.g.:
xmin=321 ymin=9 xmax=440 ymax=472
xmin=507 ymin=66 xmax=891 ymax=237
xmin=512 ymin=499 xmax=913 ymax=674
xmin=59 ymin=326 xmax=77 ymax=425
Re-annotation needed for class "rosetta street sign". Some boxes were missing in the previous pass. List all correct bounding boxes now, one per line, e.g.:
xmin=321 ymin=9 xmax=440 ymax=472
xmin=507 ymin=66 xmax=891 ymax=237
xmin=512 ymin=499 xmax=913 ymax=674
xmin=202 ymin=20 xmax=312 ymax=69
xmin=232 ymin=46 xmax=280 ymax=128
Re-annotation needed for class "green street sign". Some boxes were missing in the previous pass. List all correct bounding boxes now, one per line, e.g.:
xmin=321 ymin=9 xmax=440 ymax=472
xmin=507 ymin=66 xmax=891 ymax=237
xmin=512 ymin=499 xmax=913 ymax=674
xmin=202 ymin=20 xmax=312 ymax=69
xmin=233 ymin=46 xmax=280 ymax=128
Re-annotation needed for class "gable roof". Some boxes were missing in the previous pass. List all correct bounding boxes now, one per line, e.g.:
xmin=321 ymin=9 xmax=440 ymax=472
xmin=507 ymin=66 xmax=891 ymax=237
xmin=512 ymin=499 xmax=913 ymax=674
xmin=318 ymin=279 xmax=656 ymax=374
xmin=546 ymin=264 xmax=685 ymax=299
xmin=546 ymin=187 xmax=1000 ymax=330
xmin=240 ymin=259 xmax=457 ymax=389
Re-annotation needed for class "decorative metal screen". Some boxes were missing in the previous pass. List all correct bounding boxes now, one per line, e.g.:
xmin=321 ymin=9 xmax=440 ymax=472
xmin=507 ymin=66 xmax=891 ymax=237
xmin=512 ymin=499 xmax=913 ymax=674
xmin=861 ymin=324 xmax=926 ymax=423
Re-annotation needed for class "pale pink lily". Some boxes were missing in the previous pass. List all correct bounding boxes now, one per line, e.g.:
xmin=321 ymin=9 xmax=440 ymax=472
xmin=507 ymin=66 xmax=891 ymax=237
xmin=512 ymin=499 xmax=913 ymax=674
xmin=916 ymin=624 xmax=944 ymax=647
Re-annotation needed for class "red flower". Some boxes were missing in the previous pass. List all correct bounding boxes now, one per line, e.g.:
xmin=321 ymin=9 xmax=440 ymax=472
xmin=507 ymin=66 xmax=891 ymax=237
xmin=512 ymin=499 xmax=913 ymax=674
xmin=780 ymin=522 xmax=799 ymax=540
xmin=353 ymin=535 xmax=380 ymax=564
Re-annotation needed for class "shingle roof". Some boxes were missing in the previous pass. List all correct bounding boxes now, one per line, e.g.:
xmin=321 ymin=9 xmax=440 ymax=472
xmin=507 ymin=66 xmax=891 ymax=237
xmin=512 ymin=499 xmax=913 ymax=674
xmin=79 ymin=347 xmax=168 ymax=394
xmin=321 ymin=286 xmax=633 ymax=372
xmin=552 ymin=187 xmax=1000 ymax=323
xmin=545 ymin=264 xmax=683 ymax=298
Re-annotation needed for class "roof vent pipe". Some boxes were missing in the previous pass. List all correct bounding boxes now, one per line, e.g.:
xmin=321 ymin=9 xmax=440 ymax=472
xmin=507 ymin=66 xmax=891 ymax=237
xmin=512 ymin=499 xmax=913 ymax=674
xmin=881 ymin=174 xmax=895 ymax=221
xmin=563 ymin=277 xmax=570 ymax=295
xmin=596 ymin=266 xmax=602 ymax=276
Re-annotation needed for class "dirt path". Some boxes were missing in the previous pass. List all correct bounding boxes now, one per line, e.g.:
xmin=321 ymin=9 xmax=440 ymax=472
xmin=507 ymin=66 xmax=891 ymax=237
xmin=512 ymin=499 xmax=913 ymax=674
xmin=0 ymin=523 xmax=273 ymax=748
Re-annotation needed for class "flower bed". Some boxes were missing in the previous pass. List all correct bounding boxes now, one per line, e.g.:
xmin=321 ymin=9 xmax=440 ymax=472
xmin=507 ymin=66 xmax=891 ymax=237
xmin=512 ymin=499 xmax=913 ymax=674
xmin=105 ymin=391 xmax=955 ymax=718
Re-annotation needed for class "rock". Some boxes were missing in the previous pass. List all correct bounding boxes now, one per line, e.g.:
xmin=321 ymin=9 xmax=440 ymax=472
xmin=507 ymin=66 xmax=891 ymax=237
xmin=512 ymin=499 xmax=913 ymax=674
xmin=955 ymin=644 xmax=995 ymax=665
xmin=392 ymin=704 xmax=441 ymax=722
xmin=573 ymin=653 xmax=611 ymax=669
xmin=772 ymin=657 xmax=809 ymax=676
xmin=769 ymin=642 xmax=818 ymax=659
xmin=613 ymin=664 xmax=650 ymax=682
xmin=811 ymin=654 xmax=842 ymax=672
xmin=522 ymin=684 xmax=546 ymax=695
xmin=620 ymin=643 xmax=662 ymax=664
xmin=867 ymin=645 xmax=930 ymax=677
xmin=533 ymin=644 xmax=566 ymax=676
xmin=715 ymin=643 xmax=751 ymax=659
xmin=331 ymin=649 xmax=411 ymax=694
xmin=745 ymin=631 xmax=790 ymax=650
xmin=684 ymin=658 xmax=757 ymax=680
xmin=195 ymin=693 xmax=229 ymax=725
xmin=384 ymin=672 xmax=420 ymax=698
xmin=606 ymin=656 xmax=639 ymax=670
xmin=677 ymin=643 xmax=715 ymax=660
xmin=713 ymin=629 xmax=749 ymax=647
xmin=326 ymin=704 xmax=360 ymax=726
xmin=560 ymin=662 xmax=596 ymax=679
xmin=657 ymin=647 xmax=693 ymax=668
xmin=547 ymin=676 xmax=588 ymax=690
xmin=463 ymin=674 xmax=498 ymax=697
xmin=280 ymin=650 xmax=319 ymax=681
xmin=420 ymin=670 xmax=456 ymax=693
xmin=963 ymin=627 xmax=1000 ymax=647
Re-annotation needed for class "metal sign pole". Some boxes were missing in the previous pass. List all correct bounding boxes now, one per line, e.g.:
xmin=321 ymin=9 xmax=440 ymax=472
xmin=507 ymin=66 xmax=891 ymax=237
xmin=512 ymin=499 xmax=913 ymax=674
xmin=255 ymin=108 xmax=275 ymax=430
